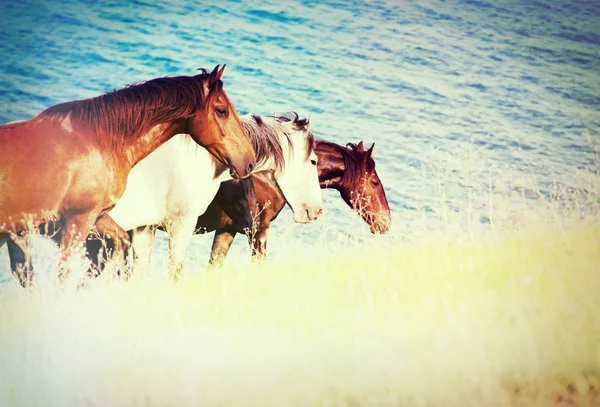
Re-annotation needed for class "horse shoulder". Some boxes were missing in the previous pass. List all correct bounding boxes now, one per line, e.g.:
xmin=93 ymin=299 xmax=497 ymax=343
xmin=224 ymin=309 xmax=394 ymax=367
xmin=107 ymin=157 xmax=169 ymax=231
xmin=0 ymin=120 xmax=84 ymax=224
xmin=59 ymin=148 xmax=122 ymax=212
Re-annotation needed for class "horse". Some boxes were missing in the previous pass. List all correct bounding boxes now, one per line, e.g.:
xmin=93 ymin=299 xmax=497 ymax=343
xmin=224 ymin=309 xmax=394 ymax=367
xmin=197 ymin=140 xmax=391 ymax=266
xmin=95 ymin=112 xmax=323 ymax=279
xmin=0 ymin=65 xmax=256 ymax=283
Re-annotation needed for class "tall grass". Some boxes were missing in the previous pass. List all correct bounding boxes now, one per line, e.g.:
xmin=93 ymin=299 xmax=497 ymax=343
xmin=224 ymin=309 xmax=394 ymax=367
xmin=0 ymin=141 xmax=599 ymax=406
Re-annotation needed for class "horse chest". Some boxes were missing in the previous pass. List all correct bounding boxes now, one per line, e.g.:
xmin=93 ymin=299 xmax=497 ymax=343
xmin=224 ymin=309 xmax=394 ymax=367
xmin=159 ymin=153 xmax=221 ymax=215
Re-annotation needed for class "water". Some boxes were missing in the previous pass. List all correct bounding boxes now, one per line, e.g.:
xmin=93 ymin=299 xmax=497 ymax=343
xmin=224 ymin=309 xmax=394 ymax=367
xmin=1 ymin=0 xmax=599 ymax=275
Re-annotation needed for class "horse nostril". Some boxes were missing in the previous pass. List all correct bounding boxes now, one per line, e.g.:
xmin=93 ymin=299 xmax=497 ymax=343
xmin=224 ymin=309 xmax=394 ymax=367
xmin=230 ymin=167 xmax=240 ymax=180
xmin=317 ymin=208 xmax=323 ymax=215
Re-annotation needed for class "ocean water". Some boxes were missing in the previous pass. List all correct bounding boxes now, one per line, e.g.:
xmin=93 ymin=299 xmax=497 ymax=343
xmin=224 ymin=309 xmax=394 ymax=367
xmin=1 ymin=0 xmax=599 ymax=275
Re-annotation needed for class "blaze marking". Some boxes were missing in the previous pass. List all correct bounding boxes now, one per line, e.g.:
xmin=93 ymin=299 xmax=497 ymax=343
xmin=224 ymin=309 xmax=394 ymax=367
xmin=61 ymin=113 xmax=73 ymax=133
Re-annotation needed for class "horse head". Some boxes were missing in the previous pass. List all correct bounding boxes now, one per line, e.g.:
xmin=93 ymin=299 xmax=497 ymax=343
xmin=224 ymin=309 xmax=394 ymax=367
xmin=341 ymin=141 xmax=391 ymax=234
xmin=186 ymin=65 xmax=256 ymax=179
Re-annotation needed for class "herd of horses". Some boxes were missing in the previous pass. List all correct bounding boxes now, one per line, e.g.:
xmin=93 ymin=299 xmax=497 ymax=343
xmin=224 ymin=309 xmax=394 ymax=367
xmin=0 ymin=65 xmax=391 ymax=287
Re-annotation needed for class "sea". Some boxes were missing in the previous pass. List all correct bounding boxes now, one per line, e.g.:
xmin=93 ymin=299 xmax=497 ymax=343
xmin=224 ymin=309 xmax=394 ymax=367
xmin=1 ymin=0 xmax=599 ymax=278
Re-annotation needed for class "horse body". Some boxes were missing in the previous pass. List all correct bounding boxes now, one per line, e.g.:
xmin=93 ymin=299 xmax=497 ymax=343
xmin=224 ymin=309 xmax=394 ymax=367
xmin=193 ymin=176 xmax=258 ymax=234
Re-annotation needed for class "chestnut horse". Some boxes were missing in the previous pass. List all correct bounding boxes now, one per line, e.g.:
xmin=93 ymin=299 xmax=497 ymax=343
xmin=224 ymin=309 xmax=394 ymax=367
xmin=196 ymin=140 xmax=391 ymax=266
xmin=0 ymin=65 xmax=255 ymax=281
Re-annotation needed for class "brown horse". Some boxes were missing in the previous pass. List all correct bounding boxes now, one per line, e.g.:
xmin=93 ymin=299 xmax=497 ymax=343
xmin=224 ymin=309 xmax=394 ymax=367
xmin=0 ymin=65 xmax=255 ymax=280
xmin=200 ymin=139 xmax=391 ymax=265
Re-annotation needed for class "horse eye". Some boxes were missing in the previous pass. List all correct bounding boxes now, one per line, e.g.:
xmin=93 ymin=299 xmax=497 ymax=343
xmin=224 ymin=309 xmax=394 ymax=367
xmin=215 ymin=107 xmax=228 ymax=117
xmin=310 ymin=159 xmax=317 ymax=165
xmin=371 ymin=179 xmax=380 ymax=187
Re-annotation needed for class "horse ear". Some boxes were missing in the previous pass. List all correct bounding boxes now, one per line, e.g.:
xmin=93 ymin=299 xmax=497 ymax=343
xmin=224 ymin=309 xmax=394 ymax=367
xmin=366 ymin=143 xmax=375 ymax=158
xmin=357 ymin=141 xmax=365 ymax=152
xmin=203 ymin=65 xmax=220 ymax=99
xmin=210 ymin=64 xmax=221 ymax=78
xmin=305 ymin=115 xmax=312 ymax=132
xmin=217 ymin=64 xmax=226 ymax=80
xmin=203 ymin=65 xmax=224 ymax=99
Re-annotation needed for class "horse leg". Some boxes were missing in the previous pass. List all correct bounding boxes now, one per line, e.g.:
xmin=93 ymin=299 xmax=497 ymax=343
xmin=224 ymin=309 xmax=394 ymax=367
xmin=131 ymin=225 xmax=156 ymax=278
xmin=7 ymin=237 xmax=32 ymax=287
xmin=85 ymin=236 xmax=107 ymax=277
xmin=93 ymin=214 xmax=131 ymax=278
xmin=5 ymin=222 xmax=60 ymax=287
xmin=94 ymin=214 xmax=131 ymax=258
xmin=166 ymin=216 xmax=197 ymax=280
xmin=249 ymin=224 xmax=271 ymax=263
xmin=207 ymin=226 xmax=237 ymax=269
xmin=58 ymin=212 xmax=99 ymax=281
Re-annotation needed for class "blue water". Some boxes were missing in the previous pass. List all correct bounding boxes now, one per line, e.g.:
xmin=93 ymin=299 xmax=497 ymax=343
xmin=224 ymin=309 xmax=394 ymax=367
xmin=1 ymin=0 xmax=599 ymax=272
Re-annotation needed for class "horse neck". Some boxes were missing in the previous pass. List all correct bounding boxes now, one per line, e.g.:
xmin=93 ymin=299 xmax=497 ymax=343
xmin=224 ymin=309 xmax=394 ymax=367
xmin=124 ymin=119 xmax=187 ymax=168
xmin=180 ymin=134 xmax=230 ymax=181
xmin=316 ymin=143 xmax=346 ymax=190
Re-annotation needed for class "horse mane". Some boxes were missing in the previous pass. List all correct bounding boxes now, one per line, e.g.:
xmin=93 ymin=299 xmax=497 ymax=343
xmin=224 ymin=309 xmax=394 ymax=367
xmin=341 ymin=142 xmax=376 ymax=189
xmin=273 ymin=112 xmax=315 ymax=160
xmin=240 ymin=112 xmax=314 ymax=174
xmin=316 ymin=140 xmax=374 ymax=190
xmin=39 ymin=70 xmax=221 ymax=144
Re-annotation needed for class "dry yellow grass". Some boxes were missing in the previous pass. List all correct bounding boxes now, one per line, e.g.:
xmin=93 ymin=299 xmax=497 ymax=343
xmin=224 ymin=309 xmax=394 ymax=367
xmin=1 ymin=141 xmax=599 ymax=407
xmin=0 ymin=212 xmax=599 ymax=407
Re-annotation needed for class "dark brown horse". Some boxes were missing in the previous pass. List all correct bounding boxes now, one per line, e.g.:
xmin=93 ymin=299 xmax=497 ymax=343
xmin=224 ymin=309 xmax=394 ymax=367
xmin=198 ymin=139 xmax=391 ymax=265
xmin=0 ymin=65 xmax=255 ymax=281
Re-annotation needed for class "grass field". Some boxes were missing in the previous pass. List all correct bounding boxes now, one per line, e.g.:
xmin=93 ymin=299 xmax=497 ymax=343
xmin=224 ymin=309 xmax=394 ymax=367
xmin=1 ymin=153 xmax=599 ymax=407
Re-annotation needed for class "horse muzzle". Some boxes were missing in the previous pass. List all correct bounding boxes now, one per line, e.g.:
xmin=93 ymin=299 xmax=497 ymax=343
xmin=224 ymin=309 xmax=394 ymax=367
xmin=293 ymin=205 xmax=323 ymax=224
xmin=369 ymin=214 xmax=391 ymax=234
xmin=229 ymin=161 xmax=254 ymax=180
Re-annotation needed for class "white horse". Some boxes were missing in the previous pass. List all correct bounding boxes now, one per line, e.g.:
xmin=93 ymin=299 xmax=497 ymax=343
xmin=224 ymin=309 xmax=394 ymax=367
xmin=106 ymin=113 xmax=323 ymax=277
